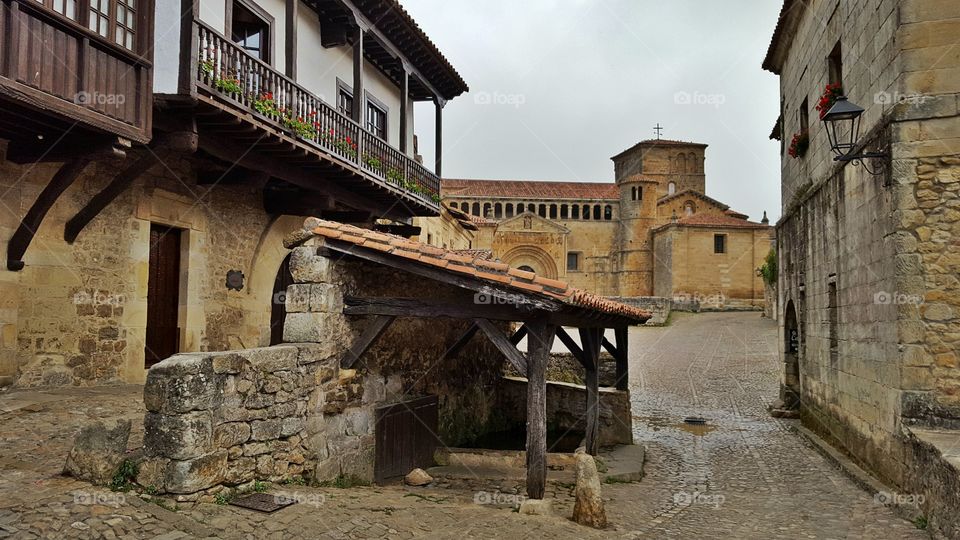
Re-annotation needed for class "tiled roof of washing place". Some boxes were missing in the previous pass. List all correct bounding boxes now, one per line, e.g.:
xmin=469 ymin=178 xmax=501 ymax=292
xmin=303 ymin=219 xmax=651 ymax=324
xmin=443 ymin=179 xmax=619 ymax=200
xmin=451 ymin=248 xmax=494 ymax=260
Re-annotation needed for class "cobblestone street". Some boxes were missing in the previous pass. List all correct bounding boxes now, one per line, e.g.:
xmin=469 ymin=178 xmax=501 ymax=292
xmin=0 ymin=313 xmax=926 ymax=538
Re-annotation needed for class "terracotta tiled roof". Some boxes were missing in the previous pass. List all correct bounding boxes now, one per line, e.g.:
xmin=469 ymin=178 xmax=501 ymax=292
xmin=297 ymin=218 xmax=651 ymax=324
xmin=466 ymin=213 xmax=497 ymax=226
xmin=724 ymin=209 xmax=750 ymax=220
xmin=763 ymin=0 xmax=804 ymax=74
xmin=657 ymin=189 xmax=730 ymax=210
xmin=611 ymin=139 xmax=708 ymax=160
xmin=443 ymin=179 xmax=619 ymax=201
xmin=660 ymin=212 xmax=771 ymax=230
xmin=452 ymin=249 xmax=494 ymax=260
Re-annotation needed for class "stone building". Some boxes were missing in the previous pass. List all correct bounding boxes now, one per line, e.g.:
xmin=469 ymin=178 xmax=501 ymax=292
xmin=441 ymin=139 xmax=774 ymax=308
xmin=765 ymin=0 xmax=960 ymax=533
xmin=0 ymin=0 xmax=468 ymax=388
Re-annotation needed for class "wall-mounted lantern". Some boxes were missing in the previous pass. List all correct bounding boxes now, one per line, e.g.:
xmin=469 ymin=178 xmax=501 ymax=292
xmin=821 ymin=96 xmax=888 ymax=175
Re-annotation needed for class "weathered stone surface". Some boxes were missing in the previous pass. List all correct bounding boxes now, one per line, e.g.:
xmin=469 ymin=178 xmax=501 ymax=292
xmin=518 ymin=498 xmax=553 ymax=516
xmin=212 ymin=422 xmax=251 ymax=448
xmin=63 ymin=420 xmax=131 ymax=485
xmin=143 ymin=411 xmax=213 ymax=460
xmin=571 ymin=449 xmax=607 ymax=528
xmin=250 ymin=419 xmax=283 ymax=441
xmin=164 ymin=450 xmax=228 ymax=494
xmin=135 ymin=457 xmax=169 ymax=493
xmin=404 ymin=468 xmax=432 ymax=486
xmin=143 ymin=354 xmax=220 ymax=414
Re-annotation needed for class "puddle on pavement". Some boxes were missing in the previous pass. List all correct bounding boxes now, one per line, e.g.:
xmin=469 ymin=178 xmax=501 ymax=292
xmin=634 ymin=415 xmax=718 ymax=437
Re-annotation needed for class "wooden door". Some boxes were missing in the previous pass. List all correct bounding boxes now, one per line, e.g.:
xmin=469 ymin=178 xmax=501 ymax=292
xmin=374 ymin=395 xmax=439 ymax=483
xmin=269 ymin=253 xmax=293 ymax=345
xmin=145 ymin=224 xmax=181 ymax=368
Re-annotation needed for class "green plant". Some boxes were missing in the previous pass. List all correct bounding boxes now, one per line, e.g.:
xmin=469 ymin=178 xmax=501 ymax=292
xmin=199 ymin=59 xmax=214 ymax=75
xmin=759 ymin=248 xmax=777 ymax=286
xmin=282 ymin=475 xmax=307 ymax=486
xmin=252 ymin=480 xmax=269 ymax=493
xmin=788 ymin=130 xmax=810 ymax=159
xmin=110 ymin=459 xmax=139 ymax=492
xmin=318 ymin=474 xmax=370 ymax=488
xmin=214 ymin=492 xmax=232 ymax=505
xmin=593 ymin=457 xmax=608 ymax=474
xmin=213 ymin=76 xmax=243 ymax=95
xmin=363 ymin=154 xmax=383 ymax=170
xmin=281 ymin=114 xmax=317 ymax=139
xmin=252 ymin=92 xmax=279 ymax=117
xmin=914 ymin=516 xmax=928 ymax=530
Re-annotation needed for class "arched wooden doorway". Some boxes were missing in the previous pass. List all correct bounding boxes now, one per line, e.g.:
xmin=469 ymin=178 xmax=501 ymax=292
xmin=269 ymin=253 xmax=293 ymax=345
xmin=782 ymin=299 xmax=801 ymax=408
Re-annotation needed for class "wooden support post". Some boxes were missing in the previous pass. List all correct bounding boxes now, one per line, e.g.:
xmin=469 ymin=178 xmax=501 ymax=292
xmin=285 ymin=0 xmax=298 ymax=79
xmin=508 ymin=323 xmax=528 ymax=345
xmin=579 ymin=328 xmax=601 ymax=455
xmin=434 ymin=98 xmax=443 ymax=176
xmin=399 ymin=66 xmax=409 ymax=153
xmin=351 ymin=26 xmax=364 ymax=123
xmin=7 ymin=158 xmax=90 ymax=271
xmin=555 ymin=327 xmax=584 ymax=364
xmin=614 ymin=326 xmax=629 ymax=391
xmin=342 ymin=315 xmax=395 ymax=368
xmin=525 ymin=321 xmax=555 ymax=499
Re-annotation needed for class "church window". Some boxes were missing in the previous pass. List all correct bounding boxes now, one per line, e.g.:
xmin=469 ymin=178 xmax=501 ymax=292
xmin=592 ymin=205 xmax=601 ymax=220
xmin=572 ymin=205 xmax=580 ymax=219
xmin=713 ymin=234 xmax=726 ymax=254
xmin=538 ymin=204 xmax=547 ymax=218
xmin=483 ymin=202 xmax=492 ymax=217
xmin=684 ymin=202 xmax=695 ymax=216
xmin=549 ymin=204 xmax=557 ymax=219
xmin=506 ymin=203 xmax=514 ymax=218
xmin=677 ymin=153 xmax=687 ymax=173
xmin=472 ymin=202 xmax=480 ymax=216
xmin=494 ymin=203 xmax=503 ymax=219
xmin=567 ymin=252 xmax=581 ymax=272
xmin=604 ymin=205 xmax=613 ymax=220
xmin=582 ymin=204 xmax=590 ymax=220
xmin=560 ymin=205 xmax=569 ymax=219
xmin=527 ymin=203 xmax=536 ymax=213
xmin=668 ymin=182 xmax=676 ymax=195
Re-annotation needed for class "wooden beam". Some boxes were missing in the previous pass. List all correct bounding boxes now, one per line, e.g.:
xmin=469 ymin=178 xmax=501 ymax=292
xmin=509 ymin=324 xmax=528 ymax=346
xmin=351 ymin=26 xmax=364 ymax=123
xmin=441 ymin=322 xmax=478 ymax=361
xmin=601 ymin=336 xmax=618 ymax=358
xmin=614 ymin=327 xmax=629 ymax=391
xmin=285 ymin=0 xmax=298 ymax=79
xmin=434 ymin=98 xmax=442 ymax=176
xmin=7 ymin=158 xmax=90 ymax=271
xmin=341 ymin=315 xmax=396 ymax=368
xmin=5 ymin=137 xmax=127 ymax=165
xmin=525 ymin=321 xmax=555 ymax=499
xmin=399 ymin=66 xmax=408 ymax=153
xmin=178 ymin=0 xmax=199 ymax=96
xmin=555 ymin=327 xmax=585 ymax=365
xmin=65 ymin=151 xmax=163 ymax=243
xmin=344 ymin=296 xmax=533 ymax=322
xmin=579 ymin=328 xmax=602 ymax=455
xmin=474 ymin=318 xmax=527 ymax=377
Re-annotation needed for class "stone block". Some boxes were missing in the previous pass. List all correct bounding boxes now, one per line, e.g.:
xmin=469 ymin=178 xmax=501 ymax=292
xmin=282 ymin=313 xmax=329 ymax=343
xmin=251 ymin=419 xmax=283 ymax=441
xmin=243 ymin=346 xmax=299 ymax=373
xmin=144 ymin=411 xmax=213 ymax=460
xmin=136 ymin=457 xmax=170 ymax=493
xmin=213 ymin=422 xmax=251 ymax=448
xmin=284 ymin=284 xmax=313 ymax=313
xmin=63 ymin=420 xmax=132 ymax=485
xmin=289 ymin=246 xmax=332 ymax=284
xmin=338 ymin=446 xmax=374 ymax=483
xmin=212 ymin=353 xmax=248 ymax=374
xmin=281 ymin=417 xmax=306 ymax=437
xmin=164 ymin=450 xmax=228 ymax=494
xmin=143 ymin=354 xmax=220 ymax=414
xmin=224 ymin=457 xmax=256 ymax=485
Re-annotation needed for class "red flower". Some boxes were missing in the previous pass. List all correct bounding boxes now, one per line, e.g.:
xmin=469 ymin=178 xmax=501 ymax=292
xmin=346 ymin=137 xmax=352 ymax=144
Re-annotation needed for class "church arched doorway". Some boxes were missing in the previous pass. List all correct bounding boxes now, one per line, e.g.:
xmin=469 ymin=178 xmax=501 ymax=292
xmin=782 ymin=299 xmax=801 ymax=409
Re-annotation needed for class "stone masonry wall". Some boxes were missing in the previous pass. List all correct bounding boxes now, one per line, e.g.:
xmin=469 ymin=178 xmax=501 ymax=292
xmin=495 ymin=376 xmax=632 ymax=448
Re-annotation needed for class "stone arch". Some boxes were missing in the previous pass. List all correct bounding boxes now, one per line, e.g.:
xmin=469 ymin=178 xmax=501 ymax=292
xmin=781 ymin=299 xmax=801 ymax=409
xmin=677 ymin=153 xmax=687 ymax=173
xmin=684 ymin=200 xmax=696 ymax=216
xmin=471 ymin=202 xmax=480 ymax=216
xmin=248 ymin=215 xmax=304 ymax=347
xmin=501 ymin=246 xmax=559 ymax=280
xmin=688 ymin=152 xmax=697 ymax=172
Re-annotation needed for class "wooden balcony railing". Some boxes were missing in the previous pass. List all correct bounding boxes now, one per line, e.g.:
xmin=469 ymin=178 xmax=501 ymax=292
xmin=194 ymin=20 xmax=440 ymax=207
xmin=0 ymin=0 xmax=152 ymax=143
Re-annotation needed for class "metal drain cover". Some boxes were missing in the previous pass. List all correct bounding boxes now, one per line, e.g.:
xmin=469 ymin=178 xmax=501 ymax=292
xmin=229 ymin=492 xmax=296 ymax=513
xmin=683 ymin=416 xmax=707 ymax=425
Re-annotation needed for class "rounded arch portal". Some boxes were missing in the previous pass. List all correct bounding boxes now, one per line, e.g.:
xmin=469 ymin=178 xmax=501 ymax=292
xmin=501 ymin=246 xmax=559 ymax=280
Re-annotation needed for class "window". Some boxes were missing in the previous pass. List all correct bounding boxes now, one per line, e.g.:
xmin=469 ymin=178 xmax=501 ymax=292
xmin=471 ymin=202 xmax=480 ymax=216
xmin=427 ymin=233 xmax=433 ymax=245
xmin=337 ymin=81 xmax=353 ymax=117
xmin=604 ymin=205 xmax=613 ymax=220
xmin=560 ymin=205 xmax=568 ymax=219
xmin=828 ymin=281 xmax=838 ymax=363
xmin=567 ymin=252 xmax=580 ymax=272
xmin=366 ymin=99 xmax=387 ymax=140
xmin=592 ymin=205 xmax=601 ymax=220
xmin=572 ymin=205 xmax=580 ymax=219
xmin=799 ymin=97 xmax=809 ymax=135
xmin=714 ymin=234 xmax=726 ymax=254
xmin=114 ymin=0 xmax=136 ymax=50
xmin=828 ymin=41 xmax=843 ymax=88
xmin=231 ymin=0 xmax=270 ymax=62
xmin=684 ymin=201 xmax=695 ymax=216
xmin=88 ymin=0 xmax=109 ymax=38
xmin=494 ymin=203 xmax=502 ymax=219
xmin=668 ymin=182 xmax=676 ymax=195
xmin=51 ymin=0 xmax=78 ymax=20
xmin=631 ymin=186 xmax=643 ymax=201
xmin=549 ymin=204 xmax=557 ymax=219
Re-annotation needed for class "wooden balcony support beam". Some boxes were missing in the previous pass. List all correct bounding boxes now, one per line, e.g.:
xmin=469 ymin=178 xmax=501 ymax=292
xmin=341 ymin=314 xmax=395 ymax=369
xmin=475 ymin=317 xmax=527 ymax=377
xmin=525 ymin=321 xmax=556 ymax=500
xmin=7 ymin=158 xmax=90 ymax=271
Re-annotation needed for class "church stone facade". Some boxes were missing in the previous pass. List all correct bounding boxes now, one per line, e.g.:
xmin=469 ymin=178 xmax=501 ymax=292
xmin=441 ymin=139 xmax=774 ymax=308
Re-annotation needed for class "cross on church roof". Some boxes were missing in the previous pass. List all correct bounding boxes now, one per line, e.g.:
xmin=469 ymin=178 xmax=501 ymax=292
xmin=654 ymin=123 xmax=664 ymax=140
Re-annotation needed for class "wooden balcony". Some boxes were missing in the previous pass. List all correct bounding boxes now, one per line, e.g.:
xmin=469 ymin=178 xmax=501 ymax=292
xmin=0 ymin=0 xmax=152 ymax=146
xmin=190 ymin=20 xmax=440 ymax=217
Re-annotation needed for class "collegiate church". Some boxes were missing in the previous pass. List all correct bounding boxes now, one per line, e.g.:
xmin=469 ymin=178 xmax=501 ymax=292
xmin=420 ymin=138 xmax=774 ymax=308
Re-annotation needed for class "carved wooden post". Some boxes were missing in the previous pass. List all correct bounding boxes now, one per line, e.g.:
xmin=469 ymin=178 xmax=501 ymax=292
xmin=351 ymin=25 xmax=364 ymax=124
xmin=580 ymin=328 xmax=601 ymax=455
xmin=525 ymin=321 xmax=555 ymax=499
xmin=399 ymin=65 xmax=409 ymax=153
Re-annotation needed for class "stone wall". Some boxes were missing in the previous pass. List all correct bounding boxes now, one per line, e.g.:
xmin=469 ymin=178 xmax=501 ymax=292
xmin=495 ymin=376 xmax=632 ymax=448
xmin=0 ymin=143 xmax=306 ymax=387
xmin=608 ymin=297 xmax=671 ymax=326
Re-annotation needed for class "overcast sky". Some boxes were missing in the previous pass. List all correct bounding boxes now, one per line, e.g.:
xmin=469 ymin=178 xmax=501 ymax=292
xmin=405 ymin=0 xmax=784 ymax=222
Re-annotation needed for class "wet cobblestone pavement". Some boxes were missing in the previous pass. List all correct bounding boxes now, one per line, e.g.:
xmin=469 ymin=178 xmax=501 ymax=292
xmin=0 ymin=313 xmax=928 ymax=538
